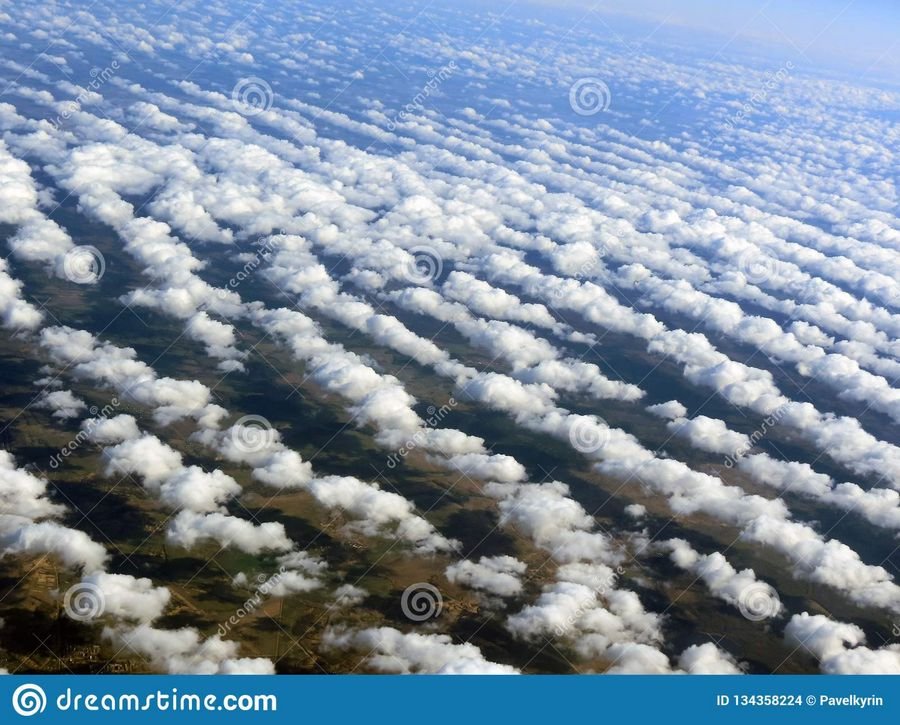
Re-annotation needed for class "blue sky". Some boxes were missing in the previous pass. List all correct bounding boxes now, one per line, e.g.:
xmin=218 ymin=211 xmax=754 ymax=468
xmin=507 ymin=0 xmax=899 ymax=76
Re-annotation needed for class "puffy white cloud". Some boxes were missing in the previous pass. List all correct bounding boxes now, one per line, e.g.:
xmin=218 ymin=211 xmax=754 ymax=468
xmin=678 ymin=643 xmax=744 ymax=674
xmin=330 ymin=584 xmax=367 ymax=609
xmin=0 ymin=139 xmax=74 ymax=277
xmin=185 ymin=312 xmax=245 ymax=371
xmin=666 ymin=415 xmax=750 ymax=456
xmin=102 ymin=434 xmax=184 ymax=488
xmin=79 ymin=571 xmax=170 ymax=623
xmin=741 ymin=517 xmax=900 ymax=615
xmin=784 ymin=613 xmax=900 ymax=673
xmin=820 ymin=647 xmax=900 ymax=674
xmin=444 ymin=452 xmax=526 ymax=484
xmin=82 ymin=414 xmax=141 ymax=444
xmin=737 ymin=453 xmax=900 ymax=530
xmin=603 ymin=643 xmax=672 ymax=674
xmin=36 ymin=389 xmax=86 ymax=419
xmin=0 ymin=517 xmax=107 ymax=572
xmin=322 ymin=627 xmax=518 ymax=674
xmin=166 ymin=511 xmax=293 ymax=554
xmin=646 ymin=400 xmax=687 ymax=420
xmin=784 ymin=612 xmax=865 ymax=661
xmin=441 ymin=271 xmax=559 ymax=330
xmin=105 ymin=623 xmax=275 ymax=674
xmin=0 ymin=451 xmax=64 ymax=519
xmin=193 ymin=423 xmax=313 ymax=488
xmin=158 ymin=466 xmax=241 ymax=513
xmin=250 ymin=450 xmax=313 ymax=489
xmin=234 ymin=551 xmax=326 ymax=597
xmin=0 ymin=257 xmax=42 ymax=330
xmin=445 ymin=556 xmax=527 ymax=598
xmin=0 ymin=453 xmax=106 ymax=572
xmin=488 ymin=482 xmax=619 ymax=565
xmin=506 ymin=562 xmax=662 ymax=665
xmin=39 ymin=326 xmax=219 ymax=426
xmin=307 ymin=475 xmax=456 ymax=553
xmin=663 ymin=539 xmax=782 ymax=619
